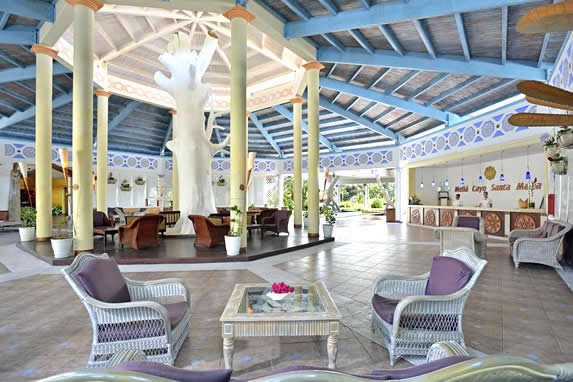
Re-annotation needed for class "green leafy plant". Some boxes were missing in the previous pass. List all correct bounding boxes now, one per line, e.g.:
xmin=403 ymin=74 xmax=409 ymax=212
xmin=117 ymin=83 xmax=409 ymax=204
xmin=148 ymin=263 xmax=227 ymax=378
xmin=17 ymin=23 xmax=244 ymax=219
xmin=107 ymin=173 xmax=117 ymax=184
xmin=120 ymin=180 xmax=132 ymax=191
xmin=321 ymin=206 xmax=336 ymax=225
xmin=228 ymin=205 xmax=243 ymax=237
xmin=543 ymin=135 xmax=556 ymax=146
xmin=52 ymin=205 xmax=63 ymax=216
xmin=556 ymin=127 xmax=572 ymax=137
xmin=370 ymin=198 xmax=383 ymax=208
xmin=134 ymin=176 xmax=145 ymax=186
xmin=549 ymin=155 xmax=567 ymax=162
xmin=21 ymin=207 xmax=36 ymax=228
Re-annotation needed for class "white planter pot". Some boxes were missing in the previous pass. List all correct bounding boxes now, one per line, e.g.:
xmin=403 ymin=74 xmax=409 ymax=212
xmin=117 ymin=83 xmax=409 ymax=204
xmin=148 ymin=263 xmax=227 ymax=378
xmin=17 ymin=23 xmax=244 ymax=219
xmin=19 ymin=227 xmax=35 ymax=242
xmin=551 ymin=159 xmax=568 ymax=175
xmin=323 ymin=224 xmax=334 ymax=239
xmin=303 ymin=217 xmax=309 ymax=228
xmin=557 ymin=131 xmax=573 ymax=149
xmin=224 ymin=235 xmax=241 ymax=256
xmin=51 ymin=238 xmax=73 ymax=259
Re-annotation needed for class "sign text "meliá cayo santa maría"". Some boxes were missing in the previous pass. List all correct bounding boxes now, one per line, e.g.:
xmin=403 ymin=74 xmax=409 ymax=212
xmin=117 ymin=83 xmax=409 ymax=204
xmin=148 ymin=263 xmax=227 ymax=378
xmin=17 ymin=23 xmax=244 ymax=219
xmin=454 ymin=182 xmax=542 ymax=193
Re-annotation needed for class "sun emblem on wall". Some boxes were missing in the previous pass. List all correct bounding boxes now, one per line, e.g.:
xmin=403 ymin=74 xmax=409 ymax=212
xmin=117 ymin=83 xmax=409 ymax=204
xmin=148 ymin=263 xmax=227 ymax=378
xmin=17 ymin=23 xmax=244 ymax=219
xmin=484 ymin=166 xmax=497 ymax=180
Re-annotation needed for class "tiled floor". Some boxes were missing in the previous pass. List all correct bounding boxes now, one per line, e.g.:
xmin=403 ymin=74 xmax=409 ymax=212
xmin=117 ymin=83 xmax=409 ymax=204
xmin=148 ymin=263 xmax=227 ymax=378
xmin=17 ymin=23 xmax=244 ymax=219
xmin=0 ymin=216 xmax=572 ymax=380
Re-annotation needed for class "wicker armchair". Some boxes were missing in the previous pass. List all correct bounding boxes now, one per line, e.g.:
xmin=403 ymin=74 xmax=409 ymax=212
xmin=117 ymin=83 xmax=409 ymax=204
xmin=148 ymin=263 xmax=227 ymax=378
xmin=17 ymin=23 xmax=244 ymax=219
xmin=509 ymin=220 xmax=572 ymax=270
xmin=371 ymin=247 xmax=487 ymax=366
xmin=119 ymin=214 xmax=164 ymax=250
xmin=261 ymin=210 xmax=291 ymax=238
xmin=61 ymin=253 xmax=191 ymax=367
xmin=188 ymin=215 xmax=229 ymax=248
xmin=434 ymin=216 xmax=487 ymax=259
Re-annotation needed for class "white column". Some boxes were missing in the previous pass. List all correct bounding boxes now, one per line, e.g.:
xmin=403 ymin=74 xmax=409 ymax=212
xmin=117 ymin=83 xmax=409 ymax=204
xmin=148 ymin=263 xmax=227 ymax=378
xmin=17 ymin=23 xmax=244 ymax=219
xmin=31 ymin=44 xmax=58 ymax=241
xmin=68 ymin=0 xmax=102 ymax=252
xmin=303 ymin=61 xmax=324 ymax=238
xmin=95 ymin=89 xmax=110 ymax=213
xmin=291 ymin=97 xmax=304 ymax=228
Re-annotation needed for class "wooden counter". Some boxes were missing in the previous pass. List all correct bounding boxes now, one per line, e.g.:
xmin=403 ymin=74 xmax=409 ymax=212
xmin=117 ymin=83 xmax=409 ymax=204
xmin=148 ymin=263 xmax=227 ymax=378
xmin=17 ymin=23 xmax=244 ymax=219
xmin=408 ymin=205 xmax=547 ymax=237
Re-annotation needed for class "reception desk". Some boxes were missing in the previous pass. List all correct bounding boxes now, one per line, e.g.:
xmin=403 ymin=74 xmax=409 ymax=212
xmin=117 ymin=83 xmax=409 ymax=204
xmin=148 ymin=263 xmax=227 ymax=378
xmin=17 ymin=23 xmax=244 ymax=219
xmin=408 ymin=205 xmax=547 ymax=237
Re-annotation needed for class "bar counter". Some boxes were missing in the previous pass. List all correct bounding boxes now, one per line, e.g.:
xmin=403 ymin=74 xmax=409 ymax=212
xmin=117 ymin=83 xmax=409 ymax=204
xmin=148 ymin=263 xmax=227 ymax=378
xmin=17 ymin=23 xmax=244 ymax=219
xmin=407 ymin=205 xmax=547 ymax=237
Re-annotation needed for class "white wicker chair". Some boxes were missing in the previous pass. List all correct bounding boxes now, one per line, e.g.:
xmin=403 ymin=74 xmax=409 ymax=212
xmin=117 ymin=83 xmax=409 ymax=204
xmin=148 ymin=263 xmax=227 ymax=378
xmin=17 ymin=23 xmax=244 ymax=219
xmin=371 ymin=247 xmax=487 ymax=366
xmin=434 ymin=216 xmax=487 ymax=259
xmin=62 ymin=253 xmax=191 ymax=367
xmin=509 ymin=220 xmax=572 ymax=270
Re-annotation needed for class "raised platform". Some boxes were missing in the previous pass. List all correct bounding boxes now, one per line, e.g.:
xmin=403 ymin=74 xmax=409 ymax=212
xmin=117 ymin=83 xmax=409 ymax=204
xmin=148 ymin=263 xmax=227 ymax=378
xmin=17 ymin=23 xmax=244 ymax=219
xmin=18 ymin=227 xmax=334 ymax=265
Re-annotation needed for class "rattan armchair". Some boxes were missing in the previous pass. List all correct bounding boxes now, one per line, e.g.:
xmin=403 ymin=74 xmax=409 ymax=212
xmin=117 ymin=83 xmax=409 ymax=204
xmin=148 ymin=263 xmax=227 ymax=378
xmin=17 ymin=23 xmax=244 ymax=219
xmin=62 ymin=253 xmax=191 ymax=367
xmin=371 ymin=247 xmax=487 ymax=366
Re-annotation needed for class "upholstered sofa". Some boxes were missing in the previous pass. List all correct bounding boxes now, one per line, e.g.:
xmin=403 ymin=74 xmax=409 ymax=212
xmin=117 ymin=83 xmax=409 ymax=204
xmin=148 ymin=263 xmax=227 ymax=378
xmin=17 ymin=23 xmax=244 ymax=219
xmin=509 ymin=219 xmax=572 ymax=269
xmin=39 ymin=342 xmax=573 ymax=381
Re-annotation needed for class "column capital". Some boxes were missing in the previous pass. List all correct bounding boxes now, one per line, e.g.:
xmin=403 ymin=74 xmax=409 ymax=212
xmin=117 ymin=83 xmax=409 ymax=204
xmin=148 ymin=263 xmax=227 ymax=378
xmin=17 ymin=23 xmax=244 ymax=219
xmin=65 ymin=0 xmax=103 ymax=12
xmin=290 ymin=97 xmax=305 ymax=104
xmin=303 ymin=61 xmax=325 ymax=71
xmin=246 ymin=111 xmax=251 ymax=117
xmin=31 ymin=44 xmax=58 ymax=58
xmin=168 ymin=109 xmax=177 ymax=115
xmin=95 ymin=89 xmax=112 ymax=97
xmin=224 ymin=5 xmax=255 ymax=23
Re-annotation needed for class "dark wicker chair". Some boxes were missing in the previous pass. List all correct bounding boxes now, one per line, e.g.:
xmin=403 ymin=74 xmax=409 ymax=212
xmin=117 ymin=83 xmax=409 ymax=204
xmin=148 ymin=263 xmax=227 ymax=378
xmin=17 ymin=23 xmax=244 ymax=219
xmin=261 ymin=210 xmax=291 ymax=238
xmin=119 ymin=214 xmax=164 ymax=250
xmin=188 ymin=215 xmax=229 ymax=248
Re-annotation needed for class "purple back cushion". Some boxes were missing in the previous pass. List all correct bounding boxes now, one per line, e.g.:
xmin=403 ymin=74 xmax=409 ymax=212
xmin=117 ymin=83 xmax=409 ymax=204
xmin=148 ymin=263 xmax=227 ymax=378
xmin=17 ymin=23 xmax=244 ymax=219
xmin=532 ymin=230 xmax=547 ymax=239
xmin=425 ymin=256 xmax=473 ymax=296
xmin=112 ymin=361 xmax=232 ymax=382
xmin=456 ymin=216 xmax=480 ymax=230
xmin=77 ymin=258 xmax=131 ymax=303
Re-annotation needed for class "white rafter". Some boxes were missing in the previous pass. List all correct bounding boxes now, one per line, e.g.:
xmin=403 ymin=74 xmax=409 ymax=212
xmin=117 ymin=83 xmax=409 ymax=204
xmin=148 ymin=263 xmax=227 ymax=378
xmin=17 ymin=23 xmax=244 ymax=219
xmin=201 ymin=20 xmax=299 ymax=71
xmin=100 ymin=5 xmax=193 ymax=20
xmin=144 ymin=16 xmax=157 ymax=32
xmin=115 ymin=14 xmax=137 ymax=41
xmin=95 ymin=22 xmax=117 ymax=51
xmin=101 ymin=20 xmax=193 ymax=62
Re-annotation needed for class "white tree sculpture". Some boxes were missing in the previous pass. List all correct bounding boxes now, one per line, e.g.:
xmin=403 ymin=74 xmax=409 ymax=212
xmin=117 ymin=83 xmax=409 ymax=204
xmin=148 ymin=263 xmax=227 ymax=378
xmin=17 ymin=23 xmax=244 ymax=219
xmin=155 ymin=31 xmax=230 ymax=234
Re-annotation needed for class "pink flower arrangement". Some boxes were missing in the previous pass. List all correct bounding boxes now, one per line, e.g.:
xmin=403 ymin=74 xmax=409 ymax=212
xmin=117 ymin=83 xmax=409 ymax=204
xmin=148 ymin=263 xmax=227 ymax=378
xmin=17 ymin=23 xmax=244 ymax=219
xmin=271 ymin=282 xmax=294 ymax=294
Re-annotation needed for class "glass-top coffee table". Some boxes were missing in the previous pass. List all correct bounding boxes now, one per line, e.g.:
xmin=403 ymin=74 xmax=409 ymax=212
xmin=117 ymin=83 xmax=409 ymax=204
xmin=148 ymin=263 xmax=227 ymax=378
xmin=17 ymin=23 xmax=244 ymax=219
xmin=220 ymin=282 xmax=341 ymax=369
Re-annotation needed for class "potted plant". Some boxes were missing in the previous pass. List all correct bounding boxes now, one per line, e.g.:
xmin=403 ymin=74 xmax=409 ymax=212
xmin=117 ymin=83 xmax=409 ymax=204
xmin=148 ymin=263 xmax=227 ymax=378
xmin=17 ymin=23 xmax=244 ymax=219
xmin=543 ymin=134 xmax=560 ymax=159
xmin=224 ymin=205 xmax=243 ymax=256
xmin=19 ymin=206 xmax=36 ymax=241
xmin=107 ymin=173 xmax=117 ymax=184
xmin=321 ymin=206 xmax=336 ymax=239
xmin=51 ymin=215 xmax=72 ymax=259
xmin=557 ymin=126 xmax=573 ymax=149
xmin=302 ymin=210 xmax=309 ymax=228
xmin=216 ymin=175 xmax=226 ymax=187
xmin=549 ymin=155 xmax=568 ymax=175
xmin=134 ymin=176 xmax=145 ymax=186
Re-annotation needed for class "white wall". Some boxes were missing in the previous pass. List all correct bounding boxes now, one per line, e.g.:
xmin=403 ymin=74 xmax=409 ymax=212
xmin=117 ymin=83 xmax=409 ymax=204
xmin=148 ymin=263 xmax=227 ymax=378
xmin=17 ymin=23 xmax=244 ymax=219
xmin=413 ymin=151 xmax=546 ymax=209
xmin=0 ymin=165 xmax=11 ymax=210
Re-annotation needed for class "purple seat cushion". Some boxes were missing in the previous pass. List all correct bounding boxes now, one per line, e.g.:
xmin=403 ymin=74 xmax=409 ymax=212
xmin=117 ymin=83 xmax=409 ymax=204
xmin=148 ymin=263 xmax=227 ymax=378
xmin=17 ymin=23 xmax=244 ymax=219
xmin=97 ymin=301 xmax=187 ymax=343
xmin=112 ymin=361 xmax=232 ymax=382
xmin=372 ymin=294 xmax=458 ymax=331
xmin=425 ymin=256 xmax=472 ymax=296
xmin=532 ymin=230 xmax=547 ymax=239
xmin=250 ymin=356 xmax=471 ymax=380
xmin=456 ymin=216 xmax=480 ymax=231
xmin=77 ymin=258 xmax=131 ymax=303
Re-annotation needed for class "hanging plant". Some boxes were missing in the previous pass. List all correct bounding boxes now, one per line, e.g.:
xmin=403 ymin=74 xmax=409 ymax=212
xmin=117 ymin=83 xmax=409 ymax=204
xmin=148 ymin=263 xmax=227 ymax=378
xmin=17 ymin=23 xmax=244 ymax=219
xmin=107 ymin=173 xmax=117 ymax=184
xmin=120 ymin=180 xmax=132 ymax=191
xmin=134 ymin=176 xmax=145 ymax=186
xmin=216 ymin=175 xmax=226 ymax=187
xmin=549 ymin=155 xmax=568 ymax=175
xmin=556 ymin=126 xmax=573 ymax=149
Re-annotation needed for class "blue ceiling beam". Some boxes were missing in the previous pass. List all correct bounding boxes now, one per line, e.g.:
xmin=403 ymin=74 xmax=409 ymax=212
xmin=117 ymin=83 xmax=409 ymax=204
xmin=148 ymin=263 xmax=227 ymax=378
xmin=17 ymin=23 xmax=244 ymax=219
xmin=407 ymin=73 xmax=449 ymax=100
xmin=320 ymin=77 xmax=455 ymax=121
xmin=273 ymin=104 xmax=340 ymax=153
xmin=367 ymin=68 xmax=392 ymax=89
xmin=395 ymin=117 xmax=427 ymax=133
xmin=413 ymin=20 xmax=436 ymax=59
xmin=317 ymin=0 xmax=338 ymax=15
xmin=454 ymin=13 xmax=470 ymax=61
xmin=327 ymin=63 xmax=337 ymax=76
xmin=0 ymin=27 xmax=37 ymax=45
xmin=317 ymin=48 xmax=548 ymax=80
xmin=322 ymin=33 xmax=345 ymax=52
xmin=0 ymin=99 xmax=21 ymax=111
xmin=372 ymin=107 xmax=395 ymax=123
xmin=285 ymin=0 xmax=540 ymax=38
xmin=348 ymin=29 xmax=375 ymax=55
xmin=250 ymin=113 xmax=285 ymax=158
xmin=387 ymin=112 xmax=413 ymax=129
xmin=359 ymin=101 xmax=377 ymax=117
xmin=109 ymin=100 xmax=140 ymax=133
xmin=425 ymin=76 xmax=481 ymax=106
xmin=0 ymin=88 xmax=33 ymax=105
xmin=0 ymin=92 xmax=73 ymax=130
xmin=388 ymin=71 xmax=420 ymax=94
xmin=280 ymin=0 xmax=310 ymax=20
xmin=358 ymin=0 xmax=371 ymax=9
xmin=0 ymin=13 xmax=10 ymax=30
xmin=379 ymin=25 xmax=403 ymax=56
xmin=345 ymin=97 xmax=361 ymax=111
xmin=1 ymin=0 xmax=54 ymax=22
xmin=501 ymin=6 xmax=508 ymax=64
xmin=318 ymin=96 xmax=398 ymax=142
xmin=0 ymin=63 xmax=70 ymax=84
xmin=0 ymin=52 xmax=25 ymax=68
